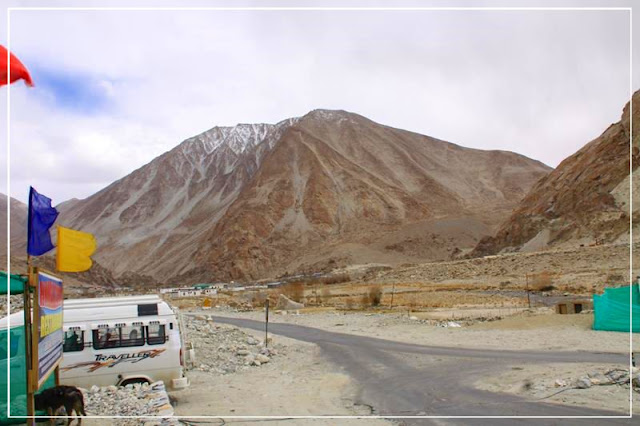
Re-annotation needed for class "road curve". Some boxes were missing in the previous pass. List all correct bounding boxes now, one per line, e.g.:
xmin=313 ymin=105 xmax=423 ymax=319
xmin=208 ymin=315 xmax=634 ymax=425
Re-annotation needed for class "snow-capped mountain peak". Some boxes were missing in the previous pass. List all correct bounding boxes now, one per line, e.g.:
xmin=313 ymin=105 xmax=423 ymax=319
xmin=188 ymin=117 xmax=300 ymax=156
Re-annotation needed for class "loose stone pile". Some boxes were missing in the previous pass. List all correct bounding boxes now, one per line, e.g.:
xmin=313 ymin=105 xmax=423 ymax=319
xmin=184 ymin=315 xmax=282 ymax=375
xmin=570 ymin=368 xmax=640 ymax=391
xmin=83 ymin=381 xmax=177 ymax=425
xmin=527 ymin=367 xmax=640 ymax=395
xmin=376 ymin=313 xmax=500 ymax=328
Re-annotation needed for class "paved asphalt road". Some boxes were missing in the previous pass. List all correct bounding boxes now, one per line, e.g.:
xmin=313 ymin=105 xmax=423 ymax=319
xmin=208 ymin=315 xmax=634 ymax=425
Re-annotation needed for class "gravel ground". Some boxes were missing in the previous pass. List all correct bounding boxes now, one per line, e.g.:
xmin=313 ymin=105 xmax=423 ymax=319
xmin=182 ymin=314 xmax=283 ymax=374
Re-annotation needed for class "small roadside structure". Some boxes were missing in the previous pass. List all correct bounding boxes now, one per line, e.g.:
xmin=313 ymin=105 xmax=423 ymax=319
xmin=555 ymin=299 xmax=592 ymax=314
xmin=593 ymin=284 xmax=640 ymax=332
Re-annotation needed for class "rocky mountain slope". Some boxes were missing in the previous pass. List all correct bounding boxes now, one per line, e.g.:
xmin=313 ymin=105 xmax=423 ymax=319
xmin=0 ymin=194 xmax=27 ymax=258
xmin=56 ymin=110 xmax=550 ymax=282
xmin=471 ymin=91 xmax=640 ymax=257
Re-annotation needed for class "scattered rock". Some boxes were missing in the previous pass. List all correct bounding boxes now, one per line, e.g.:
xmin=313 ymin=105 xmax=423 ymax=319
xmin=587 ymin=372 xmax=610 ymax=386
xmin=256 ymin=354 xmax=270 ymax=363
xmin=84 ymin=381 xmax=175 ymax=423
xmin=575 ymin=377 xmax=592 ymax=389
xmin=605 ymin=369 xmax=629 ymax=385
xmin=183 ymin=315 xmax=282 ymax=375
xmin=276 ymin=294 xmax=305 ymax=310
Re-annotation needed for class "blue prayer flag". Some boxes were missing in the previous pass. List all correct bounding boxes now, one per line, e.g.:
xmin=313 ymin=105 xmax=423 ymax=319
xmin=27 ymin=186 xmax=59 ymax=256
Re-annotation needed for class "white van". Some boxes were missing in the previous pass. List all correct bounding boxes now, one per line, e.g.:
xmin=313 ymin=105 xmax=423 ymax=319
xmin=0 ymin=295 xmax=189 ymax=390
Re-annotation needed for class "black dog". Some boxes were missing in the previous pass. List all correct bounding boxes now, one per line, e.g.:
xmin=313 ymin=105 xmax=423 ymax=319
xmin=34 ymin=385 xmax=86 ymax=425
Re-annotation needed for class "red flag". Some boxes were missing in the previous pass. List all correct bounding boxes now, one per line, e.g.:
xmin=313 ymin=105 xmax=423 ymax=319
xmin=0 ymin=45 xmax=33 ymax=87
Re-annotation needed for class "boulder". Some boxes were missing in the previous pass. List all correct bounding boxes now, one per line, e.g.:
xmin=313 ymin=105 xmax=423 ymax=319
xmin=276 ymin=294 xmax=305 ymax=310
xmin=256 ymin=354 xmax=270 ymax=363
xmin=575 ymin=377 xmax=592 ymax=389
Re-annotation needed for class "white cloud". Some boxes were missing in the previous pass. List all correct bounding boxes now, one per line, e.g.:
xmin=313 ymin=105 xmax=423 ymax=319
xmin=0 ymin=1 xmax=636 ymax=205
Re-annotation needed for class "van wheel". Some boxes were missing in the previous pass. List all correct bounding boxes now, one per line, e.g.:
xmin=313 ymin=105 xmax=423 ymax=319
xmin=120 ymin=378 xmax=150 ymax=387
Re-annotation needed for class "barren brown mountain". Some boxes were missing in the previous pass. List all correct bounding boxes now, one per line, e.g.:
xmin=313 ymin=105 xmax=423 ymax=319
xmin=56 ymin=110 xmax=549 ymax=283
xmin=472 ymin=91 xmax=640 ymax=257
xmin=0 ymin=194 xmax=27 ymax=259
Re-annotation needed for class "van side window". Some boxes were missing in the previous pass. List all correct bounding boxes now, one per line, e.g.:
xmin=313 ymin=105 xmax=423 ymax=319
xmin=93 ymin=328 xmax=119 ymax=350
xmin=146 ymin=324 xmax=166 ymax=345
xmin=93 ymin=325 xmax=145 ymax=349
xmin=120 ymin=325 xmax=145 ymax=347
xmin=63 ymin=330 xmax=84 ymax=352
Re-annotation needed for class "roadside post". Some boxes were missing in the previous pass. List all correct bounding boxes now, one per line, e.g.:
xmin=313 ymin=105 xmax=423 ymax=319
xmin=389 ymin=282 xmax=396 ymax=310
xmin=265 ymin=299 xmax=270 ymax=348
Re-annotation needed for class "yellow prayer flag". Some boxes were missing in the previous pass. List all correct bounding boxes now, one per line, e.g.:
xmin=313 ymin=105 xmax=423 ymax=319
xmin=56 ymin=226 xmax=97 ymax=272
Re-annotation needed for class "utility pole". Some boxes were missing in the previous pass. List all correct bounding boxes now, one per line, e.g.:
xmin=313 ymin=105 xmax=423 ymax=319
xmin=264 ymin=299 xmax=270 ymax=348
xmin=526 ymin=274 xmax=531 ymax=309
xmin=389 ymin=282 xmax=396 ymax=310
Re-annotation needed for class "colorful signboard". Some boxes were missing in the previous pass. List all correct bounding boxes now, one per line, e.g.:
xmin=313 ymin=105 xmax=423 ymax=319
xmin=36 ymin=271 xmax=63 ymax=386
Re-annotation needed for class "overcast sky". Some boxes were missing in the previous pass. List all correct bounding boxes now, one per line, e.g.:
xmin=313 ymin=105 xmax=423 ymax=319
xmin=0 ymin=0 xmax=637 ymax=205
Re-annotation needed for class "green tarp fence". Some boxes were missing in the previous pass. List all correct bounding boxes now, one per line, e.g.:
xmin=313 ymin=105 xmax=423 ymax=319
xmin=0 ymin=272 xmax=27 ymax=295
xmin=0 ymin=326 xmax=55 ymax=424
xmin=593 ymin=284 xmax=640 ymax=333
xmin=1 ymin=271 xmax=53 ymax=424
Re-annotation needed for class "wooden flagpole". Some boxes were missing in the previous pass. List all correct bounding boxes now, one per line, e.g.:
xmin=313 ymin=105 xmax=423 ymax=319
xmin=24 ymin=256 xmax=35 ymax=426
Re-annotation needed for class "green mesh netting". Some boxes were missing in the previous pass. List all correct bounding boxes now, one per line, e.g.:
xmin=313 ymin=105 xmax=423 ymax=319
xmin=0 ymin=326 xmax=55 ymax=424
xmin=593 ymin=284 xmax=640 ymax=333
xmin=0 ymin=272 xmax=27 ymax=295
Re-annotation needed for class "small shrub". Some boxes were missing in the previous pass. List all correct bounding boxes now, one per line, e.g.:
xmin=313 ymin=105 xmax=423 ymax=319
xmin=321 ymin=288 xmax=332 ymax=304
xmin=531 ymin=271 xmax=555 ymax=292
xmin=322 ymin=274 xmax=351 ymax=285
xmin=606 ymin=273 xmax=624 ymax=284
xmin=283 ymin=281 xmax=305 ymax=302
xmin=251 ymin=292 xmax=267 ymax=306
xmin=345 ymin=297 xmax=355 ymax=310
xmin=366 ymin=285 xmax=382 ymax=307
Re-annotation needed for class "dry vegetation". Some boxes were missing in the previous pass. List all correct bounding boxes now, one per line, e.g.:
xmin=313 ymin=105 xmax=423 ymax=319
xmin=167 ymin=278 xmax=533 ymax=314
xmin=529 ymin=271 xmax=556 ymax=292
